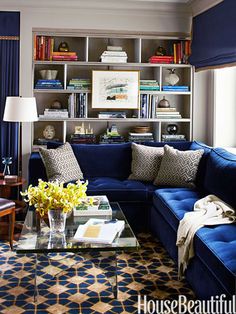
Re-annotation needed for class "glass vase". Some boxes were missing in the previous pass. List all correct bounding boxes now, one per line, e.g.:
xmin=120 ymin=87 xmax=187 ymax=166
xmin=48 ymin=208 xmax=67 ymax=233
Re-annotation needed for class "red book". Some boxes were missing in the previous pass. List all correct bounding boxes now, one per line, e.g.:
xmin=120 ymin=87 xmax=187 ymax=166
xmin=52 ymin=55 xmax=78 ymax=61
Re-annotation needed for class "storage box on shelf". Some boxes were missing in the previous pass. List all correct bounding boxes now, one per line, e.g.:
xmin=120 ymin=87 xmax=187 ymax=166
xmin=32 ymin=30 xmax=193 ymax=150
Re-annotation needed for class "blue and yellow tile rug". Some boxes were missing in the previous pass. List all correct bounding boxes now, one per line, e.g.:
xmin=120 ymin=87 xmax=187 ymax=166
xmin=0 ymin=234 xmax=194 ymax=313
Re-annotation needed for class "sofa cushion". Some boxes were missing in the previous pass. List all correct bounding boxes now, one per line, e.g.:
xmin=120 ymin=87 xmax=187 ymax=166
xmin=87 ymin=177 xmax=148 ymax=202
xmin=48 ymin=142 xmax=132 ymax=179
xmin=194 ymin=224 xmax=236 ymax=296
xmin=152 ymin=188 xmax=202 ymax=231
xmin=129 ymin=143 xmax=163 ymax=181
xmin=39 ymin=142 xmax=83 ymax=183
xmin=204 ymin=148 xmax=236 ymax=208
xmin=154 ymin=145 xmax=204 ymax=188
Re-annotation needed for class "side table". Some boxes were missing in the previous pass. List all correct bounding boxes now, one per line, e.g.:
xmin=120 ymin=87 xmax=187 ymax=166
xmin=0 ymin=173 xmax=26 ymax=241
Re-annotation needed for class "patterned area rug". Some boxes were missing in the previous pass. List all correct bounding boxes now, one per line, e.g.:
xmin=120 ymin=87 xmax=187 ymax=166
xmin=0 ymin=233 xmax=194 ymax=314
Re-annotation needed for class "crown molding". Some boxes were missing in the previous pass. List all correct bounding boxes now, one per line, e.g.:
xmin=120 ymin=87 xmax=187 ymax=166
xmin=0 ymin=0 xmax=191 ymax=16
xmin=189 ymin=0 xmax=224 ymax=16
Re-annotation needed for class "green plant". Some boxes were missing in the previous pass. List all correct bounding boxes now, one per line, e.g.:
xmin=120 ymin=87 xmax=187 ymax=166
xmin=21 ymin=179 xmax=90 ymax=216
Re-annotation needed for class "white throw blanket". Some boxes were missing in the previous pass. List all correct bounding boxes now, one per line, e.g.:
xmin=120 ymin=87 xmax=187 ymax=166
xmin=176 ymin=194 xmax=236 ymax=279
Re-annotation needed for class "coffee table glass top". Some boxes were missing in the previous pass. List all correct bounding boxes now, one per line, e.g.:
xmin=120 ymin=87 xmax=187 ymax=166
xmin=16 ymin=202 xmax=139 ymax=254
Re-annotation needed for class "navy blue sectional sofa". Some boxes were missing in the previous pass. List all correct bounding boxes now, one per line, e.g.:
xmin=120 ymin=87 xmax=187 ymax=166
xmin=28 ymin=141 xmax=236 ymax=299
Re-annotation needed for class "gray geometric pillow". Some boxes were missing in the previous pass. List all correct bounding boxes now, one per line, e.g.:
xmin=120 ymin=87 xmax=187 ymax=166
xmin=129 ymin=143 xmax=164 ymax=181
xmin=154 ymin=145 xmax=204 ymax=187
xmin=39 ymin=142 xmax=83 ymax=183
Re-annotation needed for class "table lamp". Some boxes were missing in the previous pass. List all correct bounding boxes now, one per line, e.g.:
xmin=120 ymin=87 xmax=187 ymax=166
xmin=3 ymin=96 xmax=38 ymax=176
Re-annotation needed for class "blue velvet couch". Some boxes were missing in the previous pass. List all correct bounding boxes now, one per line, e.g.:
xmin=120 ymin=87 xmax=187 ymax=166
xmin=28 ymin=141 xmax=236 ymax=299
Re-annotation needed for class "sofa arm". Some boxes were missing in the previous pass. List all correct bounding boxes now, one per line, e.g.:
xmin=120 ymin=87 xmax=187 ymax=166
xmin=28 ymin=152 xmax=47 ymax=186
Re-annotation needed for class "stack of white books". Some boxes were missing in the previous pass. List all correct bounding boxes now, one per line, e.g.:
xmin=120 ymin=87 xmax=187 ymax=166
xmin=39 ymin=109 xmax=69 ymax=119
xmin=100 ymin=46 xmax=127 ymax=63
xmin=74 ymin=218 xmax=125 ymax=244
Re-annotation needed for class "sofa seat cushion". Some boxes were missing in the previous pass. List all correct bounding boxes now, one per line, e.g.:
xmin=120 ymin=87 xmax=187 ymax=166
xmin=153 ymin=188 xmax=203 ymax=231
xmin=194 ymin=225 xmax=236 ymax=295
xmin=87 ymin=177 xmax=148 ymax=202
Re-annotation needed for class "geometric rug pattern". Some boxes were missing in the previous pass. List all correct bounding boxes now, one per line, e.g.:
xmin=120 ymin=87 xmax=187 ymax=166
xmin=0 ymin=233 xmax=195 ymax=314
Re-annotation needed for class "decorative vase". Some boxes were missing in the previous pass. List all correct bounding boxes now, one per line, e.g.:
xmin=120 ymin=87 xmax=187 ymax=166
xmin=48 ymin=208 xmax=67 ymax=233
xmin=167 ymin=124 xmax=178 ymax=135
xmin=158 ymin=96 xmax=170 ymax=108
xmin=165 ymin=68 xmax=179 ymax=86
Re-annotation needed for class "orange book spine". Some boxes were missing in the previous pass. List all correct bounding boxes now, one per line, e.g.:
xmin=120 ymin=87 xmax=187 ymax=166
xmin=50 ymin=38 xmax=54 ymax=61
xmin=173 ymin=43 xmax=177 ymax=64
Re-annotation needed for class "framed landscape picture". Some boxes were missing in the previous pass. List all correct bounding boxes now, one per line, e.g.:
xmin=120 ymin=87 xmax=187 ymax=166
xmin=92 ymin=70 xmax=140 ymax=109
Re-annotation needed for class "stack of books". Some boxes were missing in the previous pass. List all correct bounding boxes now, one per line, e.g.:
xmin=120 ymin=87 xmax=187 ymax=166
xmin=140 ymin=80 xmax=160 ymax=91
xmin=140 ymin=94 xmax=159 ymax=119
xmin=156 ymin=107 xmax=182 ymax=119
xmin=162 ymin=134 xmax=186 ymax=142
xmin=67 ymin=78 xmax=91 ymax=91
xmin=35 ymin=79 xmax=63 ymax=89
xmin=100 ymin=125 xmax=124 ymax=144
xmin=149 ymin=55 xmax=174 ymax=64
xmin=70 ymin=133 xmax=96 ymax=144
xmin=100 ymin=46 xmax=127 ymax=63
xmin=128 ymin=132 xmax=154 ymax=143
xmin=39 ymin=109 xmax=69 ymax=119
xmin=98 ymin=111 xmax=126 ymax=119
xmin=52 ymin=51 xmax=78 ymax=61
xmin=162 ymin=85 xmax=189 ymax=92
xmin=68 ymin=93 xmax=87 ymax=118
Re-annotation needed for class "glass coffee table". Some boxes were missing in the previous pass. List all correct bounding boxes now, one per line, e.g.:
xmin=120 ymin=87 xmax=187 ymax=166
xmin=16 ymin=202 xmax=140 ymax=301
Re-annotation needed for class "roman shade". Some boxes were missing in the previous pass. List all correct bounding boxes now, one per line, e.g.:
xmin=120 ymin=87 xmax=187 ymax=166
xmin=189 ymin=0 xmax=236 ymax=71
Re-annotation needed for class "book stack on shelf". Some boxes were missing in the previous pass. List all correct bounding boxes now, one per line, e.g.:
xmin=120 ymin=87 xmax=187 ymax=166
xmin=140 ymin=80 xmax=160 ymax=91
xmin=33 ymin=138 xmax=60 ymax=151
xmin=99 ymin=125 xmax=125 ymax=144
xmin=70 ymin=123 xmax=96 ymax=144
xmin=52 ymin=51 xmax=78 ymax=61
xmin=100 ymin=46 xmax=127 ymax=63
xmin=35 ymin=79 xmax=63 ymax=89
xmin=39 ymin=108 xmax=69 ymax=119
xmin=149 ymin=55 xmax=174 ymax=64
xmin=67 ymin=78 xmax=91 ymax=91
xmin=34 ymin=35 xmax=54 ymax=61
xmin=140 ymin=94 xmax=159 ymax=119
xmin=98 ymin=111 xmax=126 ymax=119
xmin=162 ymin=85 xmax=189 ymax=92
xmin=68 ymin=93 xmax=87 ymax=118
xmin=128 ymin=132 xmax=154 ymax=143
xmin=162 ymin=134 xmax=186 ymax=142
xmin=156 ymin=107 xmax=182 ymax=119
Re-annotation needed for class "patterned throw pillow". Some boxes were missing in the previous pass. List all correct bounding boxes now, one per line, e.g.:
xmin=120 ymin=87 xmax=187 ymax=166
xmin=128 ymin=143 xmax=164 ymax=181
xmin=39 ymin=142 xmax=83 ymax=183
xmin=154 ymin=145 xmax=204 ymax=187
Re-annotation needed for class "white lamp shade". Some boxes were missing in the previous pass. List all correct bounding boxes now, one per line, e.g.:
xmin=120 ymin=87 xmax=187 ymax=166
xmin=3 ymin=97 xmax=38 ymax=122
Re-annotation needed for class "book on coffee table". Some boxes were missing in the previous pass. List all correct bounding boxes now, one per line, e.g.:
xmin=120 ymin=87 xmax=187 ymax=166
xmin=73 ymin=195 xmax=112 ymax=216
xmin=74 ymin=218 xmax=125 ymax=244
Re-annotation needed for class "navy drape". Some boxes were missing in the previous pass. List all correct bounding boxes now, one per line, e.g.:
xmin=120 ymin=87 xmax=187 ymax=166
xmin=189 ymin=0 xmax=236 ymax=70
xmin=0 ymin=12 xmax=20 ymax=174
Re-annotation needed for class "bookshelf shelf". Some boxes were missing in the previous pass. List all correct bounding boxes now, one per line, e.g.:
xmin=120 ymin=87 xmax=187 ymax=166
xmin=32 ymin=29 xmax=193 ymax=147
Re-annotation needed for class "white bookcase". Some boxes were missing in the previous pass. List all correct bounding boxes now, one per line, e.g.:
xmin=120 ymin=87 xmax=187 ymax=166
xmin=32 ymin=29 xmax=193 ymax=147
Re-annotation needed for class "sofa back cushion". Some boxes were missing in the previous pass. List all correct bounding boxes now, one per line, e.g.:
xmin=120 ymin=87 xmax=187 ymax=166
xmin=48 ymin=142 xmax=132 ymax=179
xmin=204 ymin=148 xmax=236 ymax=208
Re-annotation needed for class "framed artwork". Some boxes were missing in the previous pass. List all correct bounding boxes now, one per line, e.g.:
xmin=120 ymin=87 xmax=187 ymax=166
xmin=92 ymin=70 xmax=140 ymax=109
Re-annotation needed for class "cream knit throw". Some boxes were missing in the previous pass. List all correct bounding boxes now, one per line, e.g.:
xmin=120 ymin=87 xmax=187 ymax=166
xmin=176 ymin=194 xmax=236 ymax=279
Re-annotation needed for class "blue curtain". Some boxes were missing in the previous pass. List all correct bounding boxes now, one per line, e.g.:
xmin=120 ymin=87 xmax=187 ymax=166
xmin=189 ymin=0 xmax=236 ymax=70
xmin=0 ymin=12 xmax=20 ymax=174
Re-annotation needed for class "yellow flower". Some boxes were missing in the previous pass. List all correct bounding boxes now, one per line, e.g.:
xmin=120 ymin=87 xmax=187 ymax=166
xmin=21 ymin=179 xmax=90 ymax=217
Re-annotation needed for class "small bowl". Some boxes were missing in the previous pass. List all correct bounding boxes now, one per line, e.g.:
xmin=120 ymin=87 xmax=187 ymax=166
xmin=40 ymin=70 xmax=58 ymax=80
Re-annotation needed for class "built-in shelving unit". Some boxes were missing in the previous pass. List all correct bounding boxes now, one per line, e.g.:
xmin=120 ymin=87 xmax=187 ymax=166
xmin=32 ymin=29 xmax=193 ymax=147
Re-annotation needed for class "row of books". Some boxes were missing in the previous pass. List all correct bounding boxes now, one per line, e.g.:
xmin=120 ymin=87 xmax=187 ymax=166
xmin=67 ymin=78 xmax=91 ymax=91
xmin=70 ymin=133 xmax=96 ymax=144
xmin=100 ymin=46 xmax=127 ymax=63
xmin=149 ymin=40 xmax=191 ymax=64
xmin=140 ymin=94 xmax=159 ymax=119
xmin=140 ymin=80 xmax=160 ymax=91
xmin=35 ymin=79 xmax=63 ymax=89
xmin=34 ymin=35 xmax=54 ymax=61
xmin=39 ymin=109 xmax=69 ymax=119
xmin=68 ymin=93 xmax=87 ymax=118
